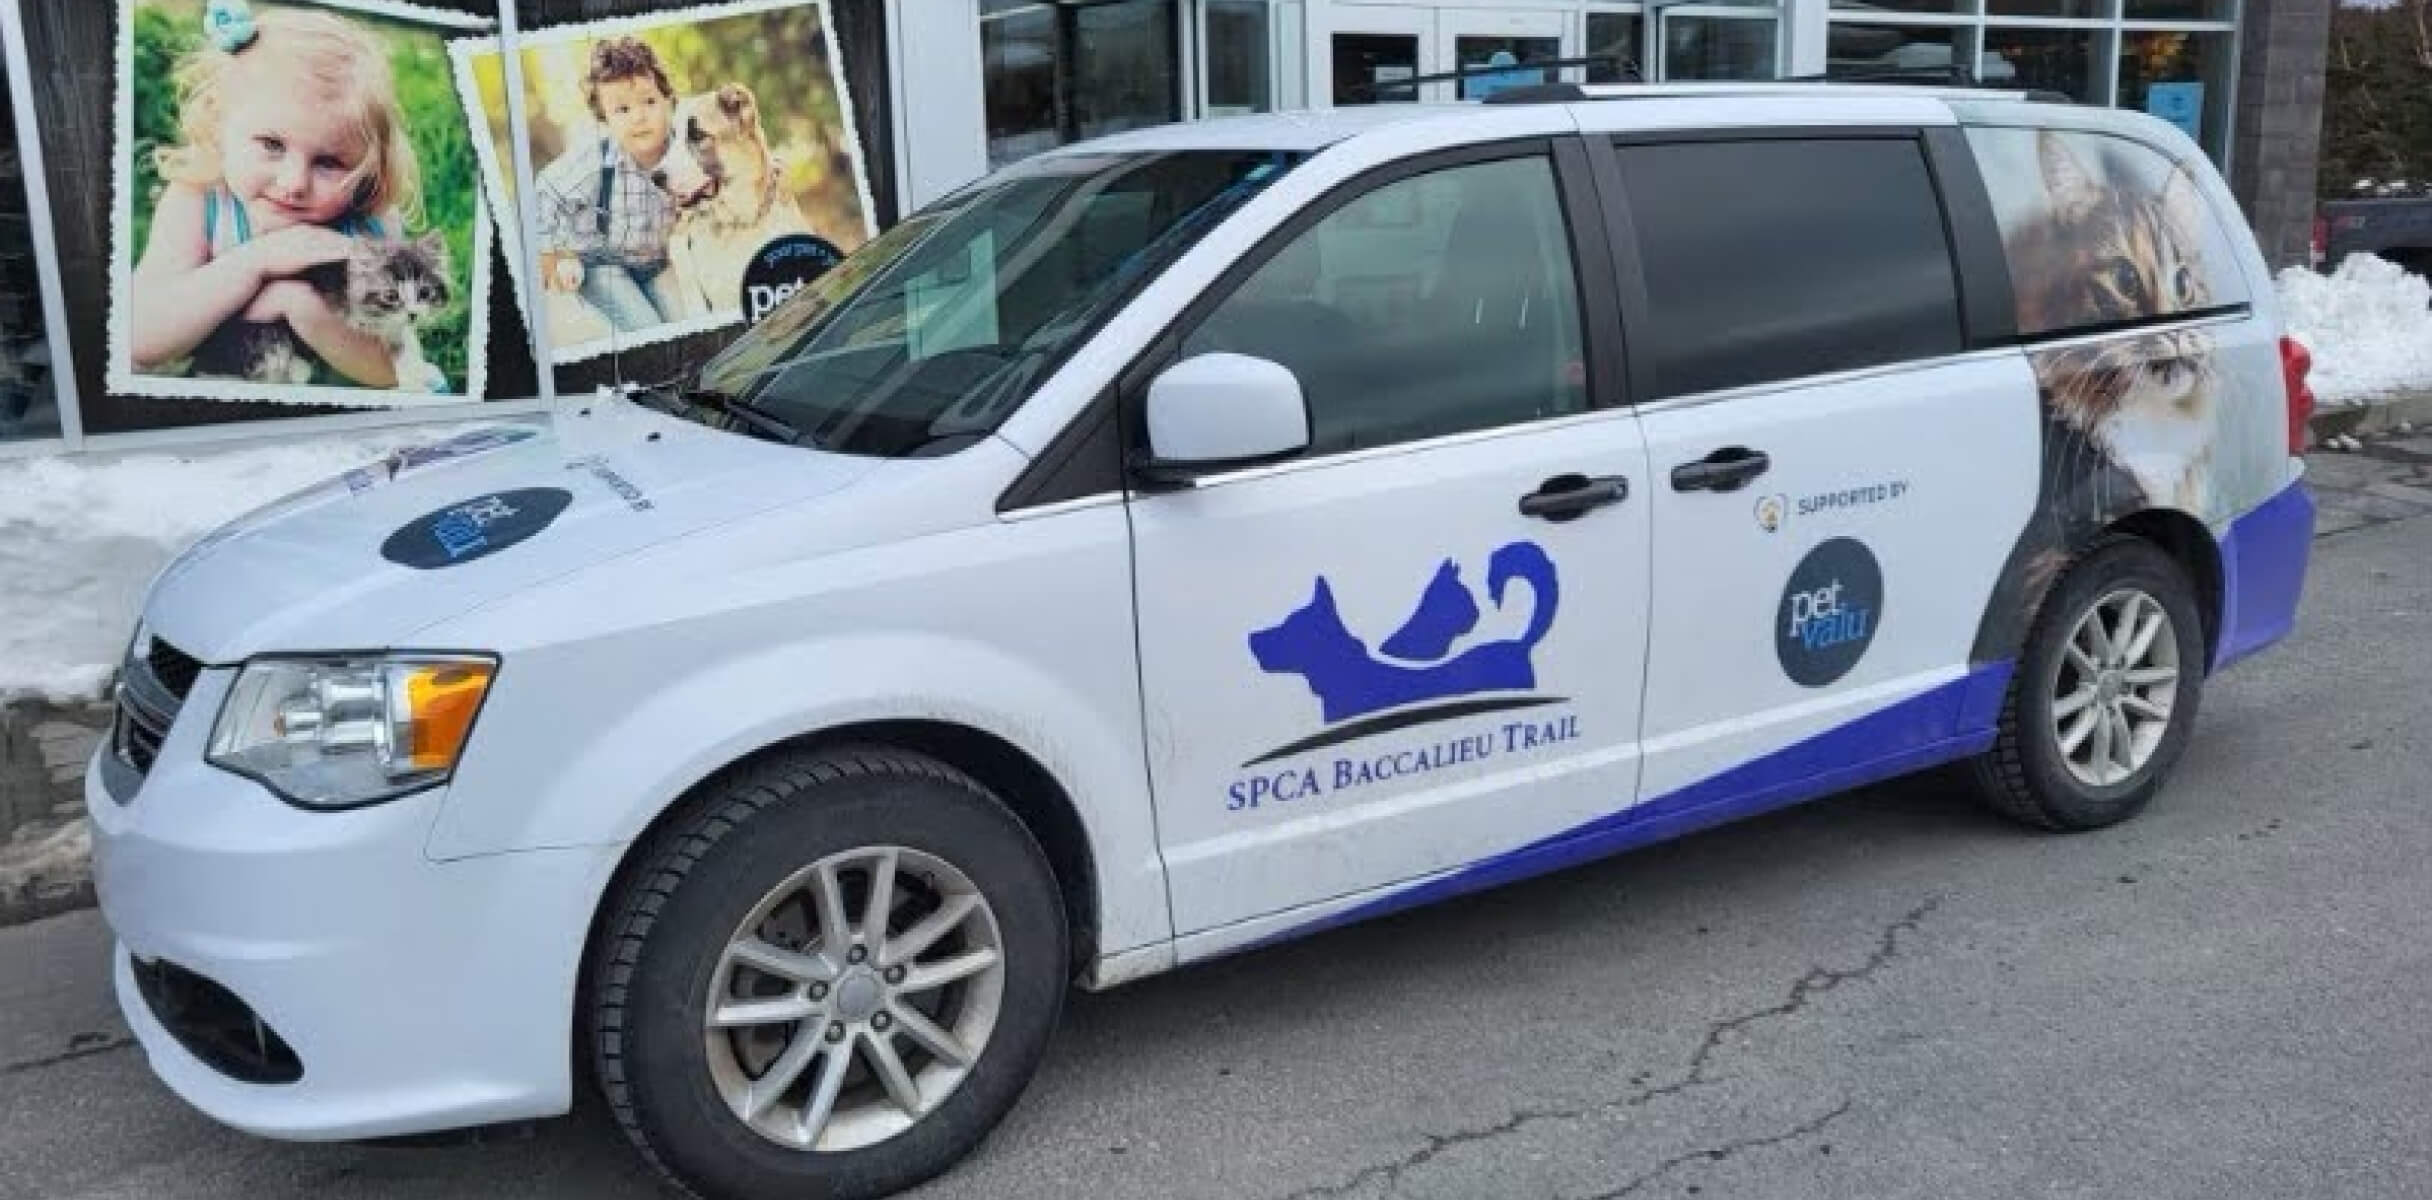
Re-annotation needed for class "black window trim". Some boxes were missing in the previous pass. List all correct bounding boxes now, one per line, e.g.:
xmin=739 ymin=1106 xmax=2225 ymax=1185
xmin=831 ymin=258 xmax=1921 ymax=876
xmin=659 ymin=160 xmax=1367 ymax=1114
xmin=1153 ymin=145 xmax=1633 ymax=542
xmin=1011 ymin=135 xmax=1634 ymax=508
xmin=1589 ymin=125 xmax=1975 ymax=405
xmin=2008 ymin=301 xmax=2256 ymax=349
xmin=1921 ymin=125 xmax=2020 ymax=349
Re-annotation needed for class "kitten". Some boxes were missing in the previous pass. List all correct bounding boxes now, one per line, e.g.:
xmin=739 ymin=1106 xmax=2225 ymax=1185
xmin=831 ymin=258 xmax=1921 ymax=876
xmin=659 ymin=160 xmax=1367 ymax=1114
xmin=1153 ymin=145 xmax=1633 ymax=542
xmin=189 ymin=232 xmax=453 ymax=392
xmin=2007 ymin=130 xmax=2219 ymax=516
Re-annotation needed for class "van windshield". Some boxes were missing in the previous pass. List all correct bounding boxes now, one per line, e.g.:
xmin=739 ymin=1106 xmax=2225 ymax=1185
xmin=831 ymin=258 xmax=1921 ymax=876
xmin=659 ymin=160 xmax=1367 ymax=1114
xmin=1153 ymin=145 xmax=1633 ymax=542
xmin=688 ymin=147 xmax=1304 ymax=457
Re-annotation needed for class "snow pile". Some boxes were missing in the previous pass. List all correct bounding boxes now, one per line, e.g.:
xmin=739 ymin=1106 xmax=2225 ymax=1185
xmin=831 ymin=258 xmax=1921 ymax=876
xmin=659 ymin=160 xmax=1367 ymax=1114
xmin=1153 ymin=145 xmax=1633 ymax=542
xmin=2276 ymin=253 xmax=2432 ymax=406
xmin=0 ymin=421 xmax=507 ymax=703
xmin=0 ymin=816 xmax=89 ymax=912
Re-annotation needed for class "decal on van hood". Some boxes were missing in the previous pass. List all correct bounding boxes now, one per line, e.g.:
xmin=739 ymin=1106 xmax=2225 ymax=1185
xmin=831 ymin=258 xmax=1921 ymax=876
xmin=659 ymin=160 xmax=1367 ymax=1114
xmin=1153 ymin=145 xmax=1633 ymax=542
xmin=1245 ymin=541 xmax=1564 ymax=761
xmin=140 ymin=399 xmax=882 ymax=663
xmin=380 ymin=488 xmax=575 ymax=570
xmin=344 ymin=426 xmax=542 ymax=494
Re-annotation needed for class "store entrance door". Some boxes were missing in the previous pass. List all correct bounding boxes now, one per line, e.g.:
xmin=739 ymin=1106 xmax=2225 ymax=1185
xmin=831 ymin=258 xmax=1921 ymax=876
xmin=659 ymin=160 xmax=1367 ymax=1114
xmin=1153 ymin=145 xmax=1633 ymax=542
xmin=1323 ymin=5 xmax=1571 ymax=106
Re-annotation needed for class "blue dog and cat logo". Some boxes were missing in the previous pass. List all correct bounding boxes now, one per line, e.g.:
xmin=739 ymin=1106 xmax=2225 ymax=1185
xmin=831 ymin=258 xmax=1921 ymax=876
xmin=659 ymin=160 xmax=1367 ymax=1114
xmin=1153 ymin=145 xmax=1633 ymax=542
xmin=1230 ymin=542 xmax=1578 ymax=813
xmin=380 ymin=488 xmax=573 ymax=570
xmin=1252 ymin=540 xmax=1559 ymax=726
xmin=1776 ymin=537 xmax=1884 ymax=687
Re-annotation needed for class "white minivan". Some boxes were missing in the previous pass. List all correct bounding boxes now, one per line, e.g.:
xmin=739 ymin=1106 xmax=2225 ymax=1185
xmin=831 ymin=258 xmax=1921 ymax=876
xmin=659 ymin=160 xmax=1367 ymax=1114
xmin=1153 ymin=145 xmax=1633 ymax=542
xmin=91 ymin=82 xmax=2319 ymax=1200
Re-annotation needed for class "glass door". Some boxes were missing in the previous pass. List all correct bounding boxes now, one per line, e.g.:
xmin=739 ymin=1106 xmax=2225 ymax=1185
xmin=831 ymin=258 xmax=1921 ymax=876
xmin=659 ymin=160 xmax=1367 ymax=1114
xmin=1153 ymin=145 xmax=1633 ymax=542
xmin=1322 ymin=6 xmax=1576 ymax=106
xmin=1439 ymin=9 xmax=1570 ymax=99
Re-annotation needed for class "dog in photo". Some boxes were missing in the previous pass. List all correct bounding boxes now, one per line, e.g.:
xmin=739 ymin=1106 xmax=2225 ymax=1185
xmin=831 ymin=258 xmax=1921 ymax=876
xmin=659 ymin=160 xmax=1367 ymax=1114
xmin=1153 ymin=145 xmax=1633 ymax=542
xmin=651 ymin=83 xmax=812 ymax=320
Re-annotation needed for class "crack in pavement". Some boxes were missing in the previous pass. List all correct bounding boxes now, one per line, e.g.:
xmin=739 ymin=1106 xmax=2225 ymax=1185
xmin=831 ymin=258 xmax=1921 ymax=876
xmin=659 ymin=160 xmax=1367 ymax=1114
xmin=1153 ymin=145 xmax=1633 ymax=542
xmin=1570 ymin=1098 xmax=1855 ymax=1200
xmin=1275 ymin=897 xmax=1941 ymax=1200
xmin=2 ymin=1033 xmax=136 ymax=1076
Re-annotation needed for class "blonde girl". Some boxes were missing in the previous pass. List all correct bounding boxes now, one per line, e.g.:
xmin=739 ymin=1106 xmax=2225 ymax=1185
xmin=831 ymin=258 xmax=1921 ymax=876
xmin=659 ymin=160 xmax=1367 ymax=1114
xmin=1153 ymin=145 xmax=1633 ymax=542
xmin=129 ymin=0 xmax=426 ymax=389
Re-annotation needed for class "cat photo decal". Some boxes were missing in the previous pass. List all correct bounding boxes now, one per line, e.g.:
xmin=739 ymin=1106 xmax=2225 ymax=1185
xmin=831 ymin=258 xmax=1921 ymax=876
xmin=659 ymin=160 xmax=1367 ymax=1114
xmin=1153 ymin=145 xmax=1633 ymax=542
xmin=1963 ymin=126 xmax=2255 ymax=663
xmin=1971 ymin=126 xmax=2243 ymax=524
xmin=109 ymin=0 xmax=495 ymax=406
xmin=1243 ymin=540 xmax=1565 ymax=764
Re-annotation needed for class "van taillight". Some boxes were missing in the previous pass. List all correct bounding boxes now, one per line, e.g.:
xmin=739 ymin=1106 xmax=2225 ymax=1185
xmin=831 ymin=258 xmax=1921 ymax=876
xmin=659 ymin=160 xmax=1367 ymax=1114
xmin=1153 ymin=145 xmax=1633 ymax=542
xmin=2280 ymin=335 xmax=2316 ymax=455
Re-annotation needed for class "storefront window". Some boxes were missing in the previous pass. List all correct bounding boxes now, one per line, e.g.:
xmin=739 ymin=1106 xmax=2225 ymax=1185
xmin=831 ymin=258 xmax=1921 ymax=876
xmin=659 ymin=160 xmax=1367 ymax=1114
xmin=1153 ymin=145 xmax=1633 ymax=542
xmin=1983 ymin=27 xmax=2108 ymax=102
xmin=1828 ymin=23 xmax=1976 ymax=79
xmin=1333 ymin=32 xmax=1423 ymax=105
xmin=1206 ymin=0 xmax=1272 ymax=115
xmin=2120 ymin=30 xmax=2231 ymax=154
xmin=2125 ymin=0 xmax=2235 ymax=19
xmin=1664 ymin=15 xmax=1779 ymax=81
xmin=0 ymin=56 xmax=59 ymax=443
xmin=1586 ymin=11 xmax=1645 ymax=82
xmin=982 ymin=0 xmax=1181 ymax=168
xmin=1831 ymin=0 xmax=1971 ymax=13
xmin=1989 ymin=0 xmax=2100 ymax=16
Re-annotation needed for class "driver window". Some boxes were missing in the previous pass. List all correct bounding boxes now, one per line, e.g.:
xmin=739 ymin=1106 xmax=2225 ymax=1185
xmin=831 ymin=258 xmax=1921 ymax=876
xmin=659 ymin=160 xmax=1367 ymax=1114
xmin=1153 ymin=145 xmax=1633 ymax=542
xmin=1180 ymin=153 xmax=1588 ymax=457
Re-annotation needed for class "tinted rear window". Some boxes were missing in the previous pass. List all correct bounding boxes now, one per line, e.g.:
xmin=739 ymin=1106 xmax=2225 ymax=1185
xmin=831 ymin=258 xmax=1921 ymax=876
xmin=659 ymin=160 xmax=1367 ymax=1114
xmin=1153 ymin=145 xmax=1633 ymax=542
xmin=1614 ymin=137 xmax=1964 ymax=400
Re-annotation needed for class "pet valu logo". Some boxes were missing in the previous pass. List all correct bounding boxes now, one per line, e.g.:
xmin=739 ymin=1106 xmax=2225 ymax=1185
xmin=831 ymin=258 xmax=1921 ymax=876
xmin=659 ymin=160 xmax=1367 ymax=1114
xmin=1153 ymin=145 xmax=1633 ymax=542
xmin=741 ymin=234 xmax=846 ymax=325
xmin=1229 ymin=541 xmax=1580 ymax=811
xmin=381 ymin=488 xmax=573 ymax=571
xmin=1776 ymin=537 xmax=1884 ymax=687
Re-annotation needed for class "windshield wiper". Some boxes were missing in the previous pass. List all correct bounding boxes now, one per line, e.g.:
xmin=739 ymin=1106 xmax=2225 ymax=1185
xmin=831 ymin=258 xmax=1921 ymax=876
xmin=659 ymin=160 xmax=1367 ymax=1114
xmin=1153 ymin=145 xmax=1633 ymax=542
xmin=688 ymin=387 xmax=808 ymax=446
xmin=628 ymin=378 xmax=812 ymax=447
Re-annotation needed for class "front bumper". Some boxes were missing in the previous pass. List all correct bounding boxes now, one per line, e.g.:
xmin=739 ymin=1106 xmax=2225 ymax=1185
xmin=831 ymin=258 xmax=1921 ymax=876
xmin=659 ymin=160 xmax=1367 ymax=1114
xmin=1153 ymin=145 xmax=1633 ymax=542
xmin=89 ymin=670 xmax=623 ymax=1142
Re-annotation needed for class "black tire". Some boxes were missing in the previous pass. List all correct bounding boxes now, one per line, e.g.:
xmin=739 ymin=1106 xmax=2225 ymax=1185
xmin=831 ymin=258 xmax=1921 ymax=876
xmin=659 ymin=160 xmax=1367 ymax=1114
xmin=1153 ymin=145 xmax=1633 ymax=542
xmin=590 ymin=747 xmax=1068 ymax=1200
xmin=1971 ymin=536 xmax=2209 ymax=831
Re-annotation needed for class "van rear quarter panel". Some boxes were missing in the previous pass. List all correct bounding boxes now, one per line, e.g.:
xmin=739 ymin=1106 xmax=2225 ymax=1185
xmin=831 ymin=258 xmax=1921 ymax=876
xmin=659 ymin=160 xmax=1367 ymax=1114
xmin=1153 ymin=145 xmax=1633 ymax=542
xmin=1951 ymin=105 xmax=2300 ymax=662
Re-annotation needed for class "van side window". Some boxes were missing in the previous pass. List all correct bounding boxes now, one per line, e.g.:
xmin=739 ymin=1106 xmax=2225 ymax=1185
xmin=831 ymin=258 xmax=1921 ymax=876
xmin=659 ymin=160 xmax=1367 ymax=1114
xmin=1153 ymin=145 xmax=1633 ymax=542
xmin=1613 ymin=137 xmax=1964 ymax=400
xmin=1963 ymin=127 xmax=2249 ymax=338
xmin=1180 ymin=154 xmax=1589 ymax=456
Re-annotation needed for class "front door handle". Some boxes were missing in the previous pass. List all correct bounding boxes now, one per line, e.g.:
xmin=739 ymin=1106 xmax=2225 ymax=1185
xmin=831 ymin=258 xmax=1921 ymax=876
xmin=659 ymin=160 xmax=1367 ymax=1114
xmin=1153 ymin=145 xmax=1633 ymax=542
xmin=1671 ymin=447 xmax=1771 ymax=493
xmin=1519 ymin=473 xmax=1629 ymax=522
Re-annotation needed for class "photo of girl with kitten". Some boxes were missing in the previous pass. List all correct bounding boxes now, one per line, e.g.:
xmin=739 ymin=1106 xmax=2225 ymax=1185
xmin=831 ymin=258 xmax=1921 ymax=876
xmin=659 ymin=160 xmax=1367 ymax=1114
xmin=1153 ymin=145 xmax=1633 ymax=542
xmin=122 ymin=0 xmax=482 ymax=399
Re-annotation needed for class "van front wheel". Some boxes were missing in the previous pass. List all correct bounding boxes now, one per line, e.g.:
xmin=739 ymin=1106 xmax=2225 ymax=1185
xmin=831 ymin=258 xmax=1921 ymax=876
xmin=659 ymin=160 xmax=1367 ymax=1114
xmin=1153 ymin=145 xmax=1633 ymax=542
xmin=590 ymin=747 xmax=1067 ymax=1200
xmin=1972 ymin=537 xmax=2208 ymax=831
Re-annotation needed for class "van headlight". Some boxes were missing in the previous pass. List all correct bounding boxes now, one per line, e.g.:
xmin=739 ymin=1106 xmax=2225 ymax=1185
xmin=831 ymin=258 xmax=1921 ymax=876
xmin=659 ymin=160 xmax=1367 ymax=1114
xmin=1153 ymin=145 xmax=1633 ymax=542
xmin=207 ymin=655 xmax=497 ymax=809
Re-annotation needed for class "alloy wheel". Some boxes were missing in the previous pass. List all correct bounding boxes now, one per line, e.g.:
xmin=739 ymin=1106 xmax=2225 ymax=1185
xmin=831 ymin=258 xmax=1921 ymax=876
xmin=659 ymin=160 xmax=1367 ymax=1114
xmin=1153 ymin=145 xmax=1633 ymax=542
xmin=2049 ymin=586 xmax=2182 ymax=788
xmin=701 ymin=846 xmax=1005 ymax=1153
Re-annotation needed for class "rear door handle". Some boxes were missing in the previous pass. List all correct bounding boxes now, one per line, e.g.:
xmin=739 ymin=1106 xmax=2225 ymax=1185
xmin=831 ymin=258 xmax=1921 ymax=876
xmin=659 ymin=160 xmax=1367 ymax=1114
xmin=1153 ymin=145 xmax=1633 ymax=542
xmin=1670 ymin=447 xmax=1771 ymax=493
xmin=1519 ymin=473 xmax=1629 ymax=522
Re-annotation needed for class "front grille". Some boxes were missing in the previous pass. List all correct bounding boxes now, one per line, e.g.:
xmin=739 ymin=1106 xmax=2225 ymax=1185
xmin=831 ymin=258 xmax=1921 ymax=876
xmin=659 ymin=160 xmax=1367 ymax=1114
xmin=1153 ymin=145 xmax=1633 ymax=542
xmin=147 ymin=638 xmax=203 ymax=700
xmin=112 ymin=634 xmax=198 ymax=787
xmin=131 ymin=956 xmax=304 ymax=1085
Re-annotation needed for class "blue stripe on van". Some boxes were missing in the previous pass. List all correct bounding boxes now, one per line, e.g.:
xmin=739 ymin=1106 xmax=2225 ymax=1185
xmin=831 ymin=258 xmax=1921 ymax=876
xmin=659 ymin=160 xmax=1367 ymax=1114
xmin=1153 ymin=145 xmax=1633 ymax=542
xmin=2214 ymin=478 xmax=2314 ymax=671
xmin=1259 ymin=661 xmax=2015 ymax=947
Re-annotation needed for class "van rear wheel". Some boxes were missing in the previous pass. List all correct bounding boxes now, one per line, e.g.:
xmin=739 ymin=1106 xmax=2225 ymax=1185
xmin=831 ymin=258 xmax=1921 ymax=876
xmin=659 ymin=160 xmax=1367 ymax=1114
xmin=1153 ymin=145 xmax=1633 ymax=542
xmin=1972 ymin=537 xmax=2207 ymax=830
xmin=590 ymin=747 xmax=1067 ymax=1200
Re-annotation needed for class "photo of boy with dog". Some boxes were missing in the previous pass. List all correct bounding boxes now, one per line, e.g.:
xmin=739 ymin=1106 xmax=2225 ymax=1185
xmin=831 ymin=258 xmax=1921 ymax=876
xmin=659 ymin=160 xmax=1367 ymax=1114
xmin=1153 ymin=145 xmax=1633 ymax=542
xmin=113 ymin=0 xmax=493 ymax=405
xmin=450 ymin=0 xmax=877 ymax=363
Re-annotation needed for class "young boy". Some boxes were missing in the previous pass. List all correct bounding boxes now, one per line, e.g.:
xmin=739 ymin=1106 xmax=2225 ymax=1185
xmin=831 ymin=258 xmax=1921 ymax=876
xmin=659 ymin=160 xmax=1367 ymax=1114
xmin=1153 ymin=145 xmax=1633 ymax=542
xmin=535 ymin=36 xmax=680 ymax=332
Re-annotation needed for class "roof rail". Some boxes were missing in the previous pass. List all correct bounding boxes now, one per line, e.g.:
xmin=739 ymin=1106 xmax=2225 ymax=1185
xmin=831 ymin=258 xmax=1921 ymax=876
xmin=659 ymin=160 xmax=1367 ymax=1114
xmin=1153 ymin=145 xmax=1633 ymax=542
xmin=1335 ymin=55 xmax=2076 ymax=106
xmin=1779 ymin=67 xmax=2074 ymax=103
xmin=1340 ymin=53 xmax=1637 ymax=103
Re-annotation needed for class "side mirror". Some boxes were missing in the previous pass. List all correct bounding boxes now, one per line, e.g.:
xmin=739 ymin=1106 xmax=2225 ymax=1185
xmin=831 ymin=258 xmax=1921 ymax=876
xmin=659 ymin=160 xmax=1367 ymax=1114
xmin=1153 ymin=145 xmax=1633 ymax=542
xmin=1135 ymin=352 xmax=1311 ymax=486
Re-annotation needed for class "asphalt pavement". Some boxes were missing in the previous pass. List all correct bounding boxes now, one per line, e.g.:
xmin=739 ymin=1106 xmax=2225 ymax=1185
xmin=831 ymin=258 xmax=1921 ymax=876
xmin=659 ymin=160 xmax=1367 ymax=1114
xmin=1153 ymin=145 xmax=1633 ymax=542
xmin=4 ymin=509 xmax=2428 ymax=1200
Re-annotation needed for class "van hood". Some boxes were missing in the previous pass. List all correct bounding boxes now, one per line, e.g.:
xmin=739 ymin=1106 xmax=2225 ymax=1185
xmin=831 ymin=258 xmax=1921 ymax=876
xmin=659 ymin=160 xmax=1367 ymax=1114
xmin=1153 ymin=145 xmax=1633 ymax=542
xmin=144 ymin=399 xmax=881 ymax=664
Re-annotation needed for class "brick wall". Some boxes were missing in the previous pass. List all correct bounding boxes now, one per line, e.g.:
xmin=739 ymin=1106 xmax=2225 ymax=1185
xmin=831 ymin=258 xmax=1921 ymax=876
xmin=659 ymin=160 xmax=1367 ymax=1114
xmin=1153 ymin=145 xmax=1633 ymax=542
xmin=2231 ymin=0 xmax=2333 ymax=269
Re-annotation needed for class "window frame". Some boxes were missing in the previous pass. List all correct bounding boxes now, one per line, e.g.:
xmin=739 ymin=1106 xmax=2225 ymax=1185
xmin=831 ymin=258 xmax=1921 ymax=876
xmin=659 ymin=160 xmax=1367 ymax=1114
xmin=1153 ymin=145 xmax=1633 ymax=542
xmin=1109 ymin=134 xmax=1627 ymax=481
xmin=1584 ymin=126 xmax=1979 ymax=406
